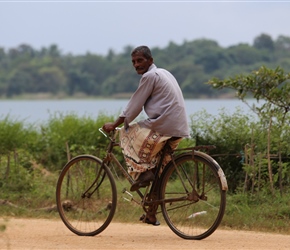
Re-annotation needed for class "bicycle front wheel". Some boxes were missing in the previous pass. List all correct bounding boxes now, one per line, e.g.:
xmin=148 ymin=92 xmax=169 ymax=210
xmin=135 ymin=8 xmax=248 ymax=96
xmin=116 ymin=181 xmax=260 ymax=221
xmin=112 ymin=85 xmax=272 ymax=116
xmin=160 ymin=151 xmax=227 ymax=240
xmin=56 ymin=155 xmax=117 ymax=236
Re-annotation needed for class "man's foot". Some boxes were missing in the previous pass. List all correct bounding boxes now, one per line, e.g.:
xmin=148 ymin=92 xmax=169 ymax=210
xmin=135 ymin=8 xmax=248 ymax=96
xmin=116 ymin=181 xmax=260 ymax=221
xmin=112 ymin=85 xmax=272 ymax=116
xmin=130 ymin=170 xmax=155 ymax=191
xmin=139 ymin=214 xmax=160 ymax=226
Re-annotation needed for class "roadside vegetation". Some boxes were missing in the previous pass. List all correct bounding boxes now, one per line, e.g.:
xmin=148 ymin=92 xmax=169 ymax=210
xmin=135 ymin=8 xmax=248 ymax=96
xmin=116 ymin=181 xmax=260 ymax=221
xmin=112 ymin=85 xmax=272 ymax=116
xmin=1 ymin=67 xmax=290 ymax=235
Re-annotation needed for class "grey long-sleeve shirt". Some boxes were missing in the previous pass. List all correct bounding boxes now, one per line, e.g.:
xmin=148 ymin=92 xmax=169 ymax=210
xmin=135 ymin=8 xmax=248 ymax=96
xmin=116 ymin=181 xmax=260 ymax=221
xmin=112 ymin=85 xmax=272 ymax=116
xmin=120 ymin=64 xmax=190 ymax=138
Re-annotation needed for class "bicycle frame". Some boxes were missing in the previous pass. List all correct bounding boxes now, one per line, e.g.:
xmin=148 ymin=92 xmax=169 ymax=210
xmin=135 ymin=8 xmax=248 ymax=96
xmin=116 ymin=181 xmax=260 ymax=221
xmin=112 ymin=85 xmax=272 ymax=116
xmin=98 ymin=128 xmax=221 ymax=208
xmin=98 ymin=127 xmax=166 ymax=203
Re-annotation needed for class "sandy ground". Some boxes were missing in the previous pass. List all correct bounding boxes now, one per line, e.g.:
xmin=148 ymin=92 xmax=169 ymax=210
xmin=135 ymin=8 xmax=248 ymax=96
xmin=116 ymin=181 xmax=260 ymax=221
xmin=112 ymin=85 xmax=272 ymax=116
xmin=0 ymin=218 xmax=289 ymax=250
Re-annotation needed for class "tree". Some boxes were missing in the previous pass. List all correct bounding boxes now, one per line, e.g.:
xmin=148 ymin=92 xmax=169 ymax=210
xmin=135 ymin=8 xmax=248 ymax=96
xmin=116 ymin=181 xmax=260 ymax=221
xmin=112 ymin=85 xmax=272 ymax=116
xmin=37 ymin=66 xmax=67 ymax=94
xmin=67 ymin=70 xmax=95 ymax=96
xmin=275 ymin=35 xmax=290 ymax=51
xmin=208 ymin=66 xmax=290 ymax=195
xmin=253 ymin=33 xmax=274 ymax=51
xmin=226 ymin=44 xmax=270 ymax=65
xmin=2 ymin=35 xmax=290 ymax=98
xmin=6 ymin=70 xmax=33 ymax=97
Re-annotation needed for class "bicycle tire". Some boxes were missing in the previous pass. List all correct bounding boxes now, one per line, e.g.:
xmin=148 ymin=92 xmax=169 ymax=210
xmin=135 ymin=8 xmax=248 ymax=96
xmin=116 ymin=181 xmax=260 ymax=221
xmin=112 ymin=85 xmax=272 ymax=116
xmin=56 ymin=155 xmax=117 ymax=236
xmin=159 ymin=151 xmax=227 ymax=240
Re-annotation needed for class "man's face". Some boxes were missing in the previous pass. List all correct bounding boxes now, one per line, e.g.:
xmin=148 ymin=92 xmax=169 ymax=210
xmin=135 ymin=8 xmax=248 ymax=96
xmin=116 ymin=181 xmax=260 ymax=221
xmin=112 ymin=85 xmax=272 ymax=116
xmin=131 ymin=52 xmax=153 ymax=75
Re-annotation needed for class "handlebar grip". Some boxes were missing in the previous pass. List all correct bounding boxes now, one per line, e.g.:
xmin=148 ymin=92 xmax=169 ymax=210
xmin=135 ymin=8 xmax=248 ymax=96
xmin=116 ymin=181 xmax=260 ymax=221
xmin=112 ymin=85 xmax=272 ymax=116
xmin=98 ymin=128 xmax=108 ymax=137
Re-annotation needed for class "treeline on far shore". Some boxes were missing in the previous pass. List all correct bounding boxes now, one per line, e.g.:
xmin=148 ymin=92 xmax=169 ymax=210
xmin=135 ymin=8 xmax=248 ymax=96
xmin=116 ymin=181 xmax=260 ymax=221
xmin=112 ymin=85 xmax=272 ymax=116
xmin=1 ymin=33 xmax=290 ymax=99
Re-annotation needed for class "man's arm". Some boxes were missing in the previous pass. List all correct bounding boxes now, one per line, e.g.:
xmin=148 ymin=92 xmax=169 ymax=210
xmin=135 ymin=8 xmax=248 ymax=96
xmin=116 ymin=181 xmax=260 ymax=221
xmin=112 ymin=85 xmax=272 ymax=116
xmin=102 ymin=116 xmax=125 ymax=133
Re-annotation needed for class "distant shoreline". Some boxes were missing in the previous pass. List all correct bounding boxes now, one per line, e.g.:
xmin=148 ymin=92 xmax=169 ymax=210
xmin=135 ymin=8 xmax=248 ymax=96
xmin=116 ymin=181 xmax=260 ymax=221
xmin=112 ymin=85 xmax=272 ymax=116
xmin=0 ymin=92 xmax=238 ymax=101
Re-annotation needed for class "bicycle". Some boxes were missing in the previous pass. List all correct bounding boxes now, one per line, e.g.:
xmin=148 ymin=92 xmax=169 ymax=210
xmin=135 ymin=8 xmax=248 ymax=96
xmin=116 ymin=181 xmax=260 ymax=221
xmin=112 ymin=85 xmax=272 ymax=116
xmin=56 ymin=128 xmax=228 ymax=240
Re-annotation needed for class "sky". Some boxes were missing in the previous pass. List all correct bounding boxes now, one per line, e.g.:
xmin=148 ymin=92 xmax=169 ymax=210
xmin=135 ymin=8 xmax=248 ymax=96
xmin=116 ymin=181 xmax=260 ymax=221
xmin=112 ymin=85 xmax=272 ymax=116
xmin=0 ymin=1 xmax=290 ymax=56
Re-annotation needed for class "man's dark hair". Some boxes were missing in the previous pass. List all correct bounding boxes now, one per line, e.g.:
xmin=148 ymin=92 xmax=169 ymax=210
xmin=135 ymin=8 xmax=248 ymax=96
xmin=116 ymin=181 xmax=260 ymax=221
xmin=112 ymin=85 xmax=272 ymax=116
xmin=131 ymin=46 xmax=152 ymax=59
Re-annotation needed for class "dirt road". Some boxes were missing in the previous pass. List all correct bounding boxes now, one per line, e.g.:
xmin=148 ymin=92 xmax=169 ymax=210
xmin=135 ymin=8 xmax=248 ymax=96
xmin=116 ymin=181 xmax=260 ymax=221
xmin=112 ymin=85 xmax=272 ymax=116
xmin=0 ymin=218 xmax=289 ymax=250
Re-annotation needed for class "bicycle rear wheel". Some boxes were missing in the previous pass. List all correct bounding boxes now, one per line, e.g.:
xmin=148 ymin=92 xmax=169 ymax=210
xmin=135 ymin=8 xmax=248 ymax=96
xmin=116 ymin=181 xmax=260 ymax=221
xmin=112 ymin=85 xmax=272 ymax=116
xmin=159 ymin=151 xmax=227 ymax=240
xmin=56 ymin=155 xmax=117 ymax=236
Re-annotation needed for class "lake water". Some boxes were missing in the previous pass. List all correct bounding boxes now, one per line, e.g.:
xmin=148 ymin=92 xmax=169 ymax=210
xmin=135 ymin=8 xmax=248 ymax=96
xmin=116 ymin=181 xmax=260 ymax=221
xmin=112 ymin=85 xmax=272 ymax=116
xmin=1 ymin=99 xmax=258 ymax=125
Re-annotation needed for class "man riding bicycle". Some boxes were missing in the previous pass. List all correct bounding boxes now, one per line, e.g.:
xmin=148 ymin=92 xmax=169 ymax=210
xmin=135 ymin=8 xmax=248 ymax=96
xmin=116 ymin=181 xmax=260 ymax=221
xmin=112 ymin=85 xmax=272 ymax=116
xmin=102 ymin=45 xmax=190 ymax=224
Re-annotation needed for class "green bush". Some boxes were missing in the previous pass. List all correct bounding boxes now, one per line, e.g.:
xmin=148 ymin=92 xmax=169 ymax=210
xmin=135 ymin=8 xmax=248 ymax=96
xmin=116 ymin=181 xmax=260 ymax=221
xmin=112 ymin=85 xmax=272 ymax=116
xmin=190 ymin=108 xmax=290 ymax=193
xmin=190 ymin=108 xmax=256 ymax=191
xmin=0 ymin=116 xmax=35 ymax=154
xmin=32 ymin=112 xmax=116 ymax=171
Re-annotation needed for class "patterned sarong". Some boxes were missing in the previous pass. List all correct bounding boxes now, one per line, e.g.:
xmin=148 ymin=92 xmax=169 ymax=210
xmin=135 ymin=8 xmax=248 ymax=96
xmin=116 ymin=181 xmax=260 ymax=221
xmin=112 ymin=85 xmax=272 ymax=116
xmin=119 ymin=123 xmax=181 ymax=180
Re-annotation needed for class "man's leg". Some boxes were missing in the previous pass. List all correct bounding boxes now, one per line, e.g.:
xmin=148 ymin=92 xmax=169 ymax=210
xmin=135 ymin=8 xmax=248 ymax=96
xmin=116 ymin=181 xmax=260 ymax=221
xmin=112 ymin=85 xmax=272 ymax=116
xmin=119 ymin=124 xmax=170 ymax=182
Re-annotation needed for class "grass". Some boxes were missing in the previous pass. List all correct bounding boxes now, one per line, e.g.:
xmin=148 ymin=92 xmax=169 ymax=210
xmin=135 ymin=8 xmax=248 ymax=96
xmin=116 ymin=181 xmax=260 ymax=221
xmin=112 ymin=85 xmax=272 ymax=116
xmin=222 ymin=192 xmax=290 ymax=234
xmin=1 ymin=170 xmax=289 ymax=235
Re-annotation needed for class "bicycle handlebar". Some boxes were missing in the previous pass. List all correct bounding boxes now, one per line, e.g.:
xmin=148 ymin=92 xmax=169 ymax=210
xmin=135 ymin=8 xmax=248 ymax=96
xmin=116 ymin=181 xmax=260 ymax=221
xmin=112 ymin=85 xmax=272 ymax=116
xmin=98 ymin=127 xmax=108 ymax=138
xmin=99 ymin=127 xmax=121 ymax=142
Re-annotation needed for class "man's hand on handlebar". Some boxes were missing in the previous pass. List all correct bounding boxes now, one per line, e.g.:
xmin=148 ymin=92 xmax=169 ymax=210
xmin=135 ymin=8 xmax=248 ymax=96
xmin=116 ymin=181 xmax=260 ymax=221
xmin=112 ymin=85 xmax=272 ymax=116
xmin=102 ymin=123 xmax=116 ymax=133
xmin=102 ymin=117 xmax=125 ymax=133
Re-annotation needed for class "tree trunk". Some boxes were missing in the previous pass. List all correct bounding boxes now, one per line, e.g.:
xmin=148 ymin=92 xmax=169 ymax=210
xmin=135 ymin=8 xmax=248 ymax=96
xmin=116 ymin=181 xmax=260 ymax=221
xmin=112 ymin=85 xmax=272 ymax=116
xmin=267 ymin=118 xmax=274 ymax=194
xmin=5 ymin=153 xmax=10 ymax=180
xmin=243 ymin=145 xmax=249 ymax=193
xmin=66 ymin=141 xmax=71 ymax=161
xmin=257 ymin=153 xmax=262 ymax=194
xmin=250 ymin=143 xmax=255 ymax=194
xmin=278 ymin=150 xmax=283 ymax=196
